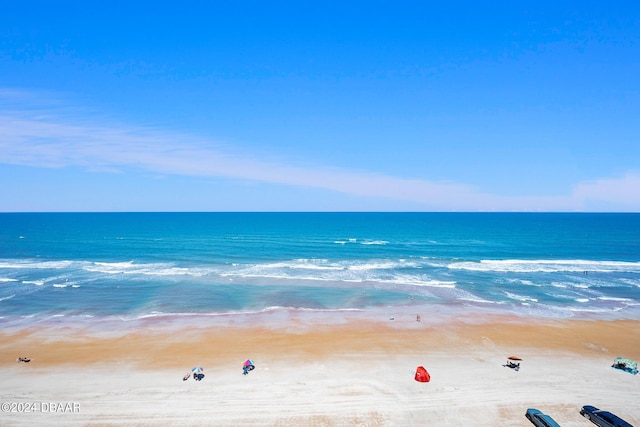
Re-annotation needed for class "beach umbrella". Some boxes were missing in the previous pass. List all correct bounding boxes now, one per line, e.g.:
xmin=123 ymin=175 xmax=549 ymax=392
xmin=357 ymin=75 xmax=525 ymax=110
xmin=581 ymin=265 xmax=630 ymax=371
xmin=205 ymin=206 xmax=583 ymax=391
xmin=243 ymin=359 xmax=255 ymax=375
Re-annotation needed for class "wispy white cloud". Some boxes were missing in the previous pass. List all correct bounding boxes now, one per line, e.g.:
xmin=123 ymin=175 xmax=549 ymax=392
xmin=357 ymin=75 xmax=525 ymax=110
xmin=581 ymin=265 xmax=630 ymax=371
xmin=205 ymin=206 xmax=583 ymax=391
xmin=571 ymin=173 xmax=640 ymax=210
xmin=1 ymin=89 xmax=639 ymax=211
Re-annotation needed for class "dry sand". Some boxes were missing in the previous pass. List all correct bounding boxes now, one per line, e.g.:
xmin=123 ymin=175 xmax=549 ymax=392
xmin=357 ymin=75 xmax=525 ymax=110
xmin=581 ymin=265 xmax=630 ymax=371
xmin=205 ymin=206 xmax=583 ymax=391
xmin=1 ymin=316 xmax=639 ymax=426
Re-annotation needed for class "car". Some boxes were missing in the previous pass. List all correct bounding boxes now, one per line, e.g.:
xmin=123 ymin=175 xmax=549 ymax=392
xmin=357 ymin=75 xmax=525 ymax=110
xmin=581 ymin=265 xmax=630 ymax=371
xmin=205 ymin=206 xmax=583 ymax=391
xmin=580 ymin=405 xmax=634 ymax=427
xmin=525 ymin=408 xmax=561 ymax=427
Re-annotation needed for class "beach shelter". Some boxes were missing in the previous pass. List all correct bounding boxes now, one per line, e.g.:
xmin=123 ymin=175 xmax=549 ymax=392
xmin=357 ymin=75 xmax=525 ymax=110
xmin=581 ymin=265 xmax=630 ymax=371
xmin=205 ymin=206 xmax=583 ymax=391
xmin=243 ymin=359 xmax=255 ymax=375
xmin=414 ymin=366 xmax=430 ymax=382
xmin=612 ymin=357 xmax=639 ymax=375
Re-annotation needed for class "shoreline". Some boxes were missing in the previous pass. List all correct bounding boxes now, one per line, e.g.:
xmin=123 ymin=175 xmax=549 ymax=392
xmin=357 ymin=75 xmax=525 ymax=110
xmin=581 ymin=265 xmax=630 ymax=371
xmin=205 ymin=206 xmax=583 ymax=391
xmin=1 ymin=317 xmax=638 ymax=426
xmin=3 ymin=298 xmax=640 ymax=337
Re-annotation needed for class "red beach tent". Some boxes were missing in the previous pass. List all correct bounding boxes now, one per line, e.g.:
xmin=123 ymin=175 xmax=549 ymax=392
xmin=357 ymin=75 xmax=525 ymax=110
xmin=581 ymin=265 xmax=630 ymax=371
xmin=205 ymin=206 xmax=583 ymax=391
xmin=414 ymin=366 xmax=430 ymax=382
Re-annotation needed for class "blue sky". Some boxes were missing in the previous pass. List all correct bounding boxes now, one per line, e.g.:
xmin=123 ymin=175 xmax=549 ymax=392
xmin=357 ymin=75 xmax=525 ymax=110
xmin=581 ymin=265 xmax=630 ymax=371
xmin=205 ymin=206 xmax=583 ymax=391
xmin=1 ymin=1 xmax=639 ymax=211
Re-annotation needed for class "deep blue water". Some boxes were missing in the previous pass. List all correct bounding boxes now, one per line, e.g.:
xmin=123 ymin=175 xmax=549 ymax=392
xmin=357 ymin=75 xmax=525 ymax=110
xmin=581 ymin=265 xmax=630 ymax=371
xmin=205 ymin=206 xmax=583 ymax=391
xmin=1 ymin=213 xmax=639 ymax=326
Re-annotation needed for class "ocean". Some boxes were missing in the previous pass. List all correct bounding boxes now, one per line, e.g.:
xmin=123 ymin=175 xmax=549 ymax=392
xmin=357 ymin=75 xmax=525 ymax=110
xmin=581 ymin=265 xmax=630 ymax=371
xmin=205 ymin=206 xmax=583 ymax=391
xmin=1 ymin=213 xmax=639 ymax=331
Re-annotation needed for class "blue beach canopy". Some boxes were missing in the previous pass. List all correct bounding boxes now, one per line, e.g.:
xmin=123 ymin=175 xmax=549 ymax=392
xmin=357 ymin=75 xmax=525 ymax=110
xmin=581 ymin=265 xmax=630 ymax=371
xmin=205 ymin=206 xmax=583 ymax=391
xmin=612 ymin=357 xmax=638 ymax=374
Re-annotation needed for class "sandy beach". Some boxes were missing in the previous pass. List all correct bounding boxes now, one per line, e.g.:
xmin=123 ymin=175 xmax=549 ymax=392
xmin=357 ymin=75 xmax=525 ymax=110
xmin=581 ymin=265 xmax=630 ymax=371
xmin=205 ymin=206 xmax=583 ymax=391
xmin=1 ymin=316 xmax=639 ymax=426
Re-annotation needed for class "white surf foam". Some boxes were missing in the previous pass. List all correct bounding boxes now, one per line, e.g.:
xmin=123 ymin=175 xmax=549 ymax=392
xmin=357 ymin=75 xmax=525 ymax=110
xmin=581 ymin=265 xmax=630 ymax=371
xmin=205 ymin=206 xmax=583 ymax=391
xmin=504 ymin=291 xmax=538 ymax=303
xmin=83 ymin=261 xmax=210 ymax=277
xmin=448 ymin=259 xmax=640 ymax=273
xmin=22 ymin=280 xmax=45 ymax=286
xmin=0 ymin=260 xmax=73 ymax=269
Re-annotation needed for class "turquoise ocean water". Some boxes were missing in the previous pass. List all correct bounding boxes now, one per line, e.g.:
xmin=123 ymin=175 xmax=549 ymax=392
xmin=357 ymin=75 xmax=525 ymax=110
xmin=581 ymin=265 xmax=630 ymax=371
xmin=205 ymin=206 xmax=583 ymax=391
xmin=1 ymin=213 xmax=639 ymax=330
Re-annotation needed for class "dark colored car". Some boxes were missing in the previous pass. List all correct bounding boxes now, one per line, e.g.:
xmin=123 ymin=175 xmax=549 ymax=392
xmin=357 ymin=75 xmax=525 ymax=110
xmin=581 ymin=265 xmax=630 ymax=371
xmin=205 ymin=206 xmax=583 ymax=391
xmin=580 ymin=405 xmax=634 ymax=427
xmin=525 ymin=408 xmax=561 ymax=427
